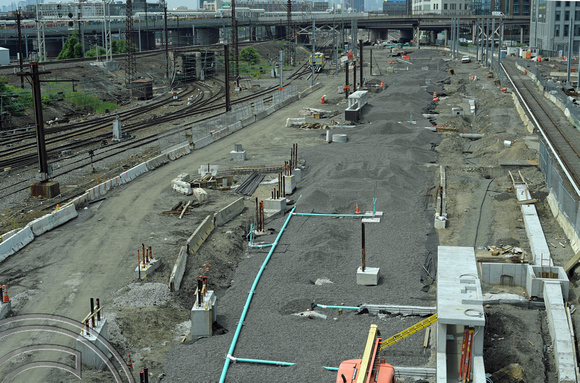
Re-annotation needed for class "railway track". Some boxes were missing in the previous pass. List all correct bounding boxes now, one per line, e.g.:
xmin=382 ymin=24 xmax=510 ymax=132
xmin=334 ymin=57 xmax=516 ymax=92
xmin=502 ymin=59 xmax=580 ymax=196
xmin=0 ymin=61 xmax=312 ymax=200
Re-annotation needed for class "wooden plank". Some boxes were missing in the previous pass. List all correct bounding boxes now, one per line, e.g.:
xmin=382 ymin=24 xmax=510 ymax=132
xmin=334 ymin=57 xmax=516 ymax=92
xmin=564 ymin=251 xmax=580 ymax=273
xmin=179 ymin=201 xmax=192 ymax=220
xmin=423 ymin=327 xmax=431 ymax=348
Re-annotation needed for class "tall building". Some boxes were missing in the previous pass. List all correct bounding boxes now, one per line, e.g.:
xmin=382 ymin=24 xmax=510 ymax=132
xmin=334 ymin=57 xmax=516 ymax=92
xmin=531 ymin=0 xmax=580 ymax=53
xmin=383 ymin=0 xmax=408 ymax=15
xmin=413 ymin=0 xmax=471 ymax=15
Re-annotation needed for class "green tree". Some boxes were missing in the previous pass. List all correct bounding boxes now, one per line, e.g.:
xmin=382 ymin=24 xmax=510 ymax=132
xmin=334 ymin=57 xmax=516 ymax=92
xmin=57 ymin=32 xmax=83 ymax=60
xmin=240 ymin=47 xmax=260 ymax=64
xmin=0 ymin=77 xmax=33 ymax=115
xmin=85 ymin=46 xmax=107 ymax=58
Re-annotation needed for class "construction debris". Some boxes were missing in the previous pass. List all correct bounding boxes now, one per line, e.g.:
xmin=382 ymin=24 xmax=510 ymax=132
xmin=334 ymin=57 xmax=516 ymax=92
xmin=476 ymin=245 xmax=527 ymax=263
xmin=235 ymin=171 xmax=265 ymax=196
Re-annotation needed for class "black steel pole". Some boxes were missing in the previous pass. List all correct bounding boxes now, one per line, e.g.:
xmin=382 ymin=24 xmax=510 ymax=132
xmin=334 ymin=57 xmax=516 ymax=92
xmin=361 ymin=222 xmax=366 ymax=272
xmin=345 ymin=60 xmax=349 ymax=99
xmin=224 ymin=44 xmax=231 ymax=112
xmin=31 ymin=63 xmax=49 ymax=177
xmin=164 ymin=5 xmax=169 ymax=80
xmin=359 ymin=39 xmax=363 ymax=89
xmin=17 ymin=10 xmax=24 ymax=89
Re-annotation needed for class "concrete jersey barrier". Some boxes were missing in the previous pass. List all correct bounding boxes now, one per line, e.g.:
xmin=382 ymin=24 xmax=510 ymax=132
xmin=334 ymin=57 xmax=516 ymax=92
xmin=194 ymin=135 xmax=213 ymax=150
xmin=186 ymin=215 xmax=214 ymax=253
xmin=119 ymin=163 xmax=148 ymax=184
xmin=146 ymin=153 xmax=170 ymax=170
xmin=169 ymin=246 xmax=189 ymax=292
xmin=27 ymin=204 xmax=78 ymax=236
xmin=214 ymin=197 xmax=245 ymax=226
xmin=0 ymin=226 xmax=34 ymax=263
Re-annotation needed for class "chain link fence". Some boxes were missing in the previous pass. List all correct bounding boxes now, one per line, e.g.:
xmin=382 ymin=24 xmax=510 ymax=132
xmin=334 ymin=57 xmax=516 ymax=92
xmin=540 ymin=139 xmax=580 ymax=237
xmin=157 ymin=129 xmax=188 ymax=152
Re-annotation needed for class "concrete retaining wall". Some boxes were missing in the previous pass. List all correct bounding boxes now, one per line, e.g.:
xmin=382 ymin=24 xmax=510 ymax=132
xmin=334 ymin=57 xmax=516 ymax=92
xmin=521 ymin=204 xmax=551 ymax=266
xmin=547 ymin=192 xmax=580 ymax=254
xmin=169 ymin=246 xmax=188 ymax=292
xmin=214 ymin=198 xmax=245 ymax=226
xmin=186 ymin=215 xmax=214 ymax=253
xmin=480 ymin=263 xmax=527 ymax=287
xmin=27 ymin=204 xmax=78 ymax=236
xmin=0 ymin=226 xmax=34 ymax=263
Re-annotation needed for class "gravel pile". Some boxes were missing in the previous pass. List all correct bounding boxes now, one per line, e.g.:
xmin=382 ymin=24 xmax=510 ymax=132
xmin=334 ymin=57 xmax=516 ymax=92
xmin=162 ymin=49 xmax=448 ymax=382
xmin=112 ymin=282 xmax=172 ymax=308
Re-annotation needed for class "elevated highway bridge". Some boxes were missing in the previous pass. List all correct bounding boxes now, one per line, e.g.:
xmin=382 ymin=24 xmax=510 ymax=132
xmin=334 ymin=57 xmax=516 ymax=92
xmin=0 ymin=13 xmax=530 ymax=59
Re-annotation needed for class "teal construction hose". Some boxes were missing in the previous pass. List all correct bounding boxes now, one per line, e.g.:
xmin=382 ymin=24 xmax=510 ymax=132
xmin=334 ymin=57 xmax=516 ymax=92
xmin=324 ymin=366 xmax=339 ymax=371
xmin=219 ymin=205 xmax=297 ymax=383
xmin=292 ymin=212 xmax=372 ymax=217
xmin=231 ymin=357 xmax=295 ymax=366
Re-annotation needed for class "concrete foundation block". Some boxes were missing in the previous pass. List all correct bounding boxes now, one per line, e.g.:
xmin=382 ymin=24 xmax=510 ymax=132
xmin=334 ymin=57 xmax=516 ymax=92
xmin=357 ymin=266 xmax=380 ymax=286
xmin=293 ymin=168 xmax=302 ymax=182
xmin=75 ymin=318 xmax=111 ymax=370
xmin=264 ymin=198 xmax=286 ymax=212
xmin=191 ymin=290 xmax=217 ymax=338
xmin=135 ymin=258 xmax=161 ymax=280
xmin=285 ymin=175 xmax=296 ymax=194
xmin=193 ymin=188 xmax=208 ymax=202
xmin=230 ymin=150 xmax=247 ymax=161
xmin=434 ymin=217 xmax=447 ymax=229
xmin=0 ymin=301 xmax=11 ymax=319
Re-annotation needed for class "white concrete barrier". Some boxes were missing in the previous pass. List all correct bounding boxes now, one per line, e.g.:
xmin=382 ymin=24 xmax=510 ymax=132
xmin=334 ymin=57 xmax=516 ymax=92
xmin=172 ymin=180 xmax=193 ymax=195
xmin=265 ymin=105 xmax=277 ymax=115
xmin=119 ymin=163 xmax=148 ymax=184
xmin=186 ymin=215 xmax=214 ymax=253
xmin=255 ymin=111 xmax=267 ymax=121
xmin=0 ymin=226 xmax=34 ymax=263
xmin=169 ymin=246 xmax=188 ymax=292
xmin=164 ymin=143 xmax=191 ymax=161
xmin=27 ymin=204 xmax=78 ymax=236
xmin=146 ymin=153 xmax=170 ymax=170
xmin=214 ymin=198 xmax=245 ymax=226
xmin=194 ymin=135 xmax=213 ymax=150
xmin=229 ymin=121 xmax=243 ymax=133
xmin=241 ymin=116 xmax=255 ymax=127
xmin=68 ymin=192 xmax=89 ymax=209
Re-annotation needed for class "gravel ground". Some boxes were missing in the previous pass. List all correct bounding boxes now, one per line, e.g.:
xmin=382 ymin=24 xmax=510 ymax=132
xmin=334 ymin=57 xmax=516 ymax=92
xmin=1 ymin=46 xmax=576 ymax=383
xmin=162 ymin=49 xmax=446 ymax=383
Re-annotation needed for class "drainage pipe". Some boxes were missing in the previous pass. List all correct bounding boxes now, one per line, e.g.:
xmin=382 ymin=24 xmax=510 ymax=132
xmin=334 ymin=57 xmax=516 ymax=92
xmin=227 ymin=355 xmax=295 ymax=366
xmin=219 ymin=204 xmax=298 ymax=383
xmin=292 ymin=212 xmax=372 ymax=218
xmin=316 ymin=304 xmax=360 ymax=310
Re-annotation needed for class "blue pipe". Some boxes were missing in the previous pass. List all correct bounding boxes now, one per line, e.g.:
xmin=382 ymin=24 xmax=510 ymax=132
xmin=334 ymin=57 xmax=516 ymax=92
xmin=316 ymin=304 xmax=360 ymax=311
xmin=231 ymin=357 xmax=295 ymax=366
xmin=219 ymin=204 xmax=297 ymax=383
xmin=324 ymin=366 xmax=339 ymax=371
xmin=292 ymin=212 xmax=372 ymax=217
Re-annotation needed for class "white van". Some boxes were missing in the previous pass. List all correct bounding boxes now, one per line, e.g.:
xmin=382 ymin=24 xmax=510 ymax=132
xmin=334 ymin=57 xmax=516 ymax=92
xmin=492 ymin=11 xmax=505 ymax=16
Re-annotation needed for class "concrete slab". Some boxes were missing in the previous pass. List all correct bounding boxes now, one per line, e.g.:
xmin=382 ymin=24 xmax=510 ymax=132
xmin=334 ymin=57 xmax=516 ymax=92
xmin=356 ymin=266 xmax=380 ymax=285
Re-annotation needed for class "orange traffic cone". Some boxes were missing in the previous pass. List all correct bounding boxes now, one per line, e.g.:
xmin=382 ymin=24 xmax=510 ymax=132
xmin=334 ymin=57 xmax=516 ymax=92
xmin=2 ymin=285 xmax=9 ymax=303
xmin=355 ymin=203 xmax=361 ymax=214
xmin=126 ymin=354 xmax=133 ymax=369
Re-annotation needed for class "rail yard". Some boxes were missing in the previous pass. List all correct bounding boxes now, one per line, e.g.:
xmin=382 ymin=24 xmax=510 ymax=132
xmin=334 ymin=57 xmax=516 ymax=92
xmin=1 ymin=43 xmax=580 ymax=383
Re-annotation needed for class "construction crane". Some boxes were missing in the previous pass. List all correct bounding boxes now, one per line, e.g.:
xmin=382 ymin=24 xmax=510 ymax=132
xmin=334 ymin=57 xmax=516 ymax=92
xmin=336 ymin=314 xmax=438 ymax=383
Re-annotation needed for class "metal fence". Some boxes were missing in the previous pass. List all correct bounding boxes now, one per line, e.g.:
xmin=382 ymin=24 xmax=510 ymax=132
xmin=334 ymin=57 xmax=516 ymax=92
xmin=272 ymin=85 xmax=298 ymax=105
xmin=540 ymin=139 xmax=580 ymax=237
xmin=157 ymin=129 xmax=187 ymax=152
xmin=515 ymin=57 xmax=580 ymax=127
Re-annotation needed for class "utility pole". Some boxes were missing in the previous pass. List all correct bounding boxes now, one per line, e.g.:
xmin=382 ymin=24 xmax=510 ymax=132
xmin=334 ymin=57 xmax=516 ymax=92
xmin=311 ymin=18 xmax=315 ymax=87
xmin=125 ymin=0 xmax=136 ymax=87
xmin=164 ymin=4 xmax=169 ymax=81
xmin=224 ymin=44 xmax=231 ymax=112
xmin=18 ymin=63 xmax=60 ymax=198
xmin=16 ymin=9 xmax=24 ymax=89
xmin=78 ymin=0 xmax=83 ymax=54
xmin=231 ymin=0 xmax=239 ymax=78
xmin=286 ymin=0 xmax=292 ymax=66
xmin=359 ymin=39 xmax=363 ymax=89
